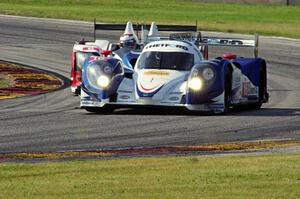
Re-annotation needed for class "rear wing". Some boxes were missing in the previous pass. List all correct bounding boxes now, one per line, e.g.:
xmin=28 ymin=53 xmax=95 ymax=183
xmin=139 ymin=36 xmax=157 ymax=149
xmin=93 ymin=19 xmax=259 ymax=57
xmin=93 ymin=18 xmax=197 ymax=41
xmin=200 ymin=34 xmax=259 ymax=58
xmin=169 ymin=32 xmax=200 ymax=45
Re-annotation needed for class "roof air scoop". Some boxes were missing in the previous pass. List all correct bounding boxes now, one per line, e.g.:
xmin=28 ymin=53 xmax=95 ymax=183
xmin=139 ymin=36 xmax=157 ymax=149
xmin=124 ymin=21 xmax=134 ymax=34
xmin=120 ymin=21 xmax=139 ymax=43
xmin=148 ymin=22 xmax=160 ymax=37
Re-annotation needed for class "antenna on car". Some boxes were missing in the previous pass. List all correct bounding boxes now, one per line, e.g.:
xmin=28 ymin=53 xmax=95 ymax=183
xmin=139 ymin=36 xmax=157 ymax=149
xmin=94 ymin=18 xmax=96 ymax=41
xmin=254 ymin=33 xmax=259 ymax=58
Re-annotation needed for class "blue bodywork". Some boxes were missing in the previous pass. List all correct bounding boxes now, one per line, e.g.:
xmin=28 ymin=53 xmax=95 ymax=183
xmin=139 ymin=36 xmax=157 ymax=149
xmin=80 ymin=46 xmax=267 ymax=113
xmin=187 ymin=59 xmax=227 ymax=104
xmin=81 ymin=58 xmax=124 ymax=100
xmin=233 ymin=58 xmax=266 ymax=87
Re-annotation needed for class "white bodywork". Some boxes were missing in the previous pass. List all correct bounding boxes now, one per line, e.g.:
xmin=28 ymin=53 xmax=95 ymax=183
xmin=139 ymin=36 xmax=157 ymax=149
xmin=231 ymin=66 xmax=259 ymax=104
xmin=80 ymin=40 xmax=223 ymax=111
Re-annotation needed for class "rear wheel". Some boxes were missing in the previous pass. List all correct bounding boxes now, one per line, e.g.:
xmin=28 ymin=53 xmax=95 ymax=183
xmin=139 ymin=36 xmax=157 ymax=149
xmin=249 ymin=99 xmax=262 ymax=110
xmin=249 ymin=64 xmax=266 ymax=110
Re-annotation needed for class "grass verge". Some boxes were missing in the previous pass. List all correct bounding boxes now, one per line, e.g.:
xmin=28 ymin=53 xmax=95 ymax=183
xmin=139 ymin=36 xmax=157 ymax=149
xmin=0 ymin=0 xmax=300 ymax=38
xmin=1 ymin=139 xmax=300 ymax=161
xmin=0 ymin=60 xmax=62 ymax=99
xmin=0 ymin=153 xmax=300 ymax=199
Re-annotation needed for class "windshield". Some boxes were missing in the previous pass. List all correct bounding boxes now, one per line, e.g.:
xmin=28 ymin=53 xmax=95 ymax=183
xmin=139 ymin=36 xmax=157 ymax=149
xmin=76 ymin=52 xmax=100 ymax=70
xmin=137 ymin=51 xmax=194 ymax=71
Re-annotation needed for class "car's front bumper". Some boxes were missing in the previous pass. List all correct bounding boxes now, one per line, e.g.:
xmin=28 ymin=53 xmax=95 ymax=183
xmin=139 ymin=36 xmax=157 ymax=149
xmin=80 ymin=97 xmax=225 ymax=114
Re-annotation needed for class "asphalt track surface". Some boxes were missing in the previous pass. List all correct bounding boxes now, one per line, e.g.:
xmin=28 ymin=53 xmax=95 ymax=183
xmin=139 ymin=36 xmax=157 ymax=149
xmin=0 ymin=15 xmax=299 ymax=153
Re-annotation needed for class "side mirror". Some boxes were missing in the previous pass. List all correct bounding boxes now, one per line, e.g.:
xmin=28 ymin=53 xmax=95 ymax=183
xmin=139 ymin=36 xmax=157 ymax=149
xmin=109 ymin=44 xmax=120 ymax=51
xmin=200 ymin=45 xmax=208 ymax=60
xmin=101 ymin=50 xmax=112 ymax=57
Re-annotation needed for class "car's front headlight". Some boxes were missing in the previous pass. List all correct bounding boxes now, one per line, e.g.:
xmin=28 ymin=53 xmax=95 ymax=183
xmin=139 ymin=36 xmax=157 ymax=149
xmin=202 ymin=67 xmax=215 ymax=81
xmin=85 ymin=60 xmax=113 ymax=90
xmin=97 ymin=75 xmax=110 ymax=88
xmin=188 ymin=77 xmax=203 ymax=91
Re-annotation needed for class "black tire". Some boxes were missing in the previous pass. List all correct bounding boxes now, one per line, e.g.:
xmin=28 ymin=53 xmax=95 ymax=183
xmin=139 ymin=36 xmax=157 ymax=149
xmin=249 ymin=65 xmax=266 ymax=110
xmin=85 ymin=107 xmax=114 ymax=114
xmin=75 ymin=87 xmax=81 ymax=95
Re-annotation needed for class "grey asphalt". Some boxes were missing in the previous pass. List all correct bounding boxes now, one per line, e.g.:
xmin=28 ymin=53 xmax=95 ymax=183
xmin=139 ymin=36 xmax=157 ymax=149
xmin=0 ymin=15 xmax=299 ymax=153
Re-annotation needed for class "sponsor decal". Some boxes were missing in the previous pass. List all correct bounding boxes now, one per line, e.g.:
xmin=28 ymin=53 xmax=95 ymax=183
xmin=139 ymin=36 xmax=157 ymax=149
xmin=249 ymin=87 xmax=257 ymax=95
xmin=145 ymin=43 xmax=188 ymax=51
xmin=143 ymin=70 xmax=169 ymax=76
xmin=89 ymin=56 xmax=102 ymax=62
xmin=203 ymin=38 xmax=243 ymax=45
xmin=103 ymin=66 xmax=112 ymax=73
xmin=140 ymin=93 xmax=150 ymax=97
xmin=81 ymin=100 xmax=101 ymax=106
xmin=139 ymin=83 xmax=162 ymax=92
xmin=120 ymin=95 xmax=130 ymax=100
xmin=136 ymin=83 xmax=164 ymax=97
xmin=169 ymin=92 xmax=183 ymax=95
xmin=168 ymin=96 xmax=180 ymax=101
xmin=118 ymin=90 xmax=132 ymax=94
xmin=242 ymin=81 xmax=257 ymax=96
xmin=82 ymin=47 xmax=100 ymax=52
xmin=208 ymin=103 xmax=224 ymax=108
xmin=242 ymin=81 xmax=250 ymax=96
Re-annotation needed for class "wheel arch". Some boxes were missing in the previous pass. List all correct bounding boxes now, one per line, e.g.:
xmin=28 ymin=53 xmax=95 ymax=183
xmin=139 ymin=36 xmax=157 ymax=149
xmin=259 ymin=59 xmax=268 ymax=102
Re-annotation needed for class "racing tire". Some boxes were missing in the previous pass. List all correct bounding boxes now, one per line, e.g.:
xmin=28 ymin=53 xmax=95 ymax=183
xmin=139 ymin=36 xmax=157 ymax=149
xmin=85 ymin=107 xmax=114 ymax=114
xmin=75 ymin=87 xmax=81 ymax=96
xmin=249 ymin=64 xmax=267 ymax=110
xmin=249 ymin=96 xmax=263 ymax=109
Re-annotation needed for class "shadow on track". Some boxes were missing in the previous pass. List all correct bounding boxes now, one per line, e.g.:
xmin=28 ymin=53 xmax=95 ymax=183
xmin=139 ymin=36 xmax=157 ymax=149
xmin=230 ymin=107 xmax=300 ymax=117
xmin=84 ymin=107 xmax=300 ymax=117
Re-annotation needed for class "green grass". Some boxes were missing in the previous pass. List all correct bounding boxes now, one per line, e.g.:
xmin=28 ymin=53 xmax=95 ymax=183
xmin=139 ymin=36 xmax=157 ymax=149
xmin=1 ymin=153 xmax=300 ymax=199
xmin=0 ymin=0 xmax=300 ymax=38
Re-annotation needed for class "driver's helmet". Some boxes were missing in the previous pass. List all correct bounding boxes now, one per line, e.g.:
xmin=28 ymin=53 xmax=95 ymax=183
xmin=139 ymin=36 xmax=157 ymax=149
xmin=120 ymin=34 xmax=138 ymax=49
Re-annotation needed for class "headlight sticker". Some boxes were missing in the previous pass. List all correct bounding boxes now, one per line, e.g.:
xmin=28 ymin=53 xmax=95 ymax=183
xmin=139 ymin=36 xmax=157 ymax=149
xmin=202 ymin=67 xmax=215 ymax=81
xmin=103 ymin=66 xmax=112 ymax=74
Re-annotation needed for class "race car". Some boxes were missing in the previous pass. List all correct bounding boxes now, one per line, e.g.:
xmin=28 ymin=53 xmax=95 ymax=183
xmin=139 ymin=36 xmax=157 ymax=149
xmin=79 ymin=30 xmax=268 ymax=114
xmin=70 ymin=40 xmax=103 ymax=95
xmin=71 ymin=20 xmax=197 ymax=95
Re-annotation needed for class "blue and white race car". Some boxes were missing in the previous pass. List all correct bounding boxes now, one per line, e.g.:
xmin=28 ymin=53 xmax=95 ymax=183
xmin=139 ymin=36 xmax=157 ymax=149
xmin=79 ymin=26 xmax=268 ymax=114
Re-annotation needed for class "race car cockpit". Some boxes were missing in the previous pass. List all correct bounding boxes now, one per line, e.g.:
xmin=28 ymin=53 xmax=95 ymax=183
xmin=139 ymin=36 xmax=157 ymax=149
xmin=136 ymin=51 xmax=194 ymax=71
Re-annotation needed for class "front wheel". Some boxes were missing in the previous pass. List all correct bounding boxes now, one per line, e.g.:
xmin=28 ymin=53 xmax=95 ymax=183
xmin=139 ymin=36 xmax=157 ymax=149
xmin=85 ymin=107 xmax=114 ymax=114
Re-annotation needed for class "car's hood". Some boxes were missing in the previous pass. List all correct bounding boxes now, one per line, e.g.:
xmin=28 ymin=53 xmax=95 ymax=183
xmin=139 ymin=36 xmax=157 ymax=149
xmin=136 ymin=69 xmax=188 ymax=95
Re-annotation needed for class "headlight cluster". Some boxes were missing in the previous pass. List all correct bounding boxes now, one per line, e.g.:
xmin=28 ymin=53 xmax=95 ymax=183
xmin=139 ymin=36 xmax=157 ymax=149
xmin=97 ymin=75 xmax=110 ymax=88
xmin=202 ymin=68 xmax=215 ymax=81
xmin=188 ymin=77 xmax=203 ymax=91
xmin=86 ymin=61 xmax=112 ymax=89
xmin=188 ymin=65 xmax=215 ymax=91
